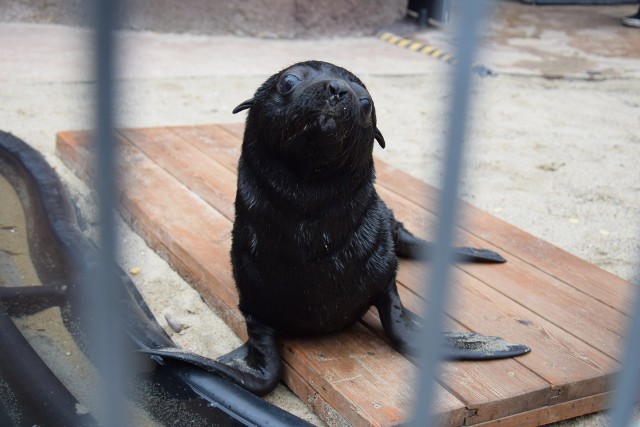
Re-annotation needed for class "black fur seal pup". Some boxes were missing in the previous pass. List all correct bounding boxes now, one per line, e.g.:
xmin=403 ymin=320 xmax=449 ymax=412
xmin=147 ymin=61 xmax=529 ymax=396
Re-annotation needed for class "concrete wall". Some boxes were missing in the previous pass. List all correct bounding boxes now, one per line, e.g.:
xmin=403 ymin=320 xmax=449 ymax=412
xmin=0 ymin=0 xmax=409 ymax=38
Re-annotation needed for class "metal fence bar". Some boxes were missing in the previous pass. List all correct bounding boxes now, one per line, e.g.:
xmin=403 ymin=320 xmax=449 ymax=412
xmin=609 ymin=260 xmax=640 ymax=426
xmin=90 ymin=0 xmax=128 ymax=425
xmin=410 ymin=1 xmax=491 ymax=425
xmin=80 ymin=2 xmax=639 ymax=426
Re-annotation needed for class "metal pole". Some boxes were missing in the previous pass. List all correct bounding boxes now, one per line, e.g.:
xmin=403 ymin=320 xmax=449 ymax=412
xmin=91 ymin=0 xmax=128 ymax=425
xmin=410 ymin=1 xmax=491 ymax=425
xmin=609 ymin=260 xmax=640 ymax=426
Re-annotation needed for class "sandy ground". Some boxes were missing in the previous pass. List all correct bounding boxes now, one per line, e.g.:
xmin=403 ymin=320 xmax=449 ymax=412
xmin=1 ymin=4 xmax=639 ymax=424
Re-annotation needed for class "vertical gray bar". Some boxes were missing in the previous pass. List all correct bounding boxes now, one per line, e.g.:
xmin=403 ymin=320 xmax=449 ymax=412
xmin=410 ymin=1 xmax=490 ymax=425
xmin=609 ymin=263 xmax=640 ymax=426
xmin=91 ymin=0 xmax=128 ymax=425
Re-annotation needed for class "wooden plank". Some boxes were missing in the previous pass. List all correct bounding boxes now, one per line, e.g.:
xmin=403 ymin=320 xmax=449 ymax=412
xmin=209 ymin=112 xmax=629 ymax=338
xmin=115 ymin=128 xmax=465 ymax=426
xmin=55 ymin=130 xmax=93 ymax=183
xmin=56 ymin=129 xmax=466 ymax=427
xmin=143 ymin=125 xmax=555 ymax=421
xmin=374 ymin=161 xmax=634 ymax=314
xmin=218 ymin=122 xmax=245 ymax=140
xmin=164 ymin=124 xmax=624 ymax=324
xmin=168 ymin=124 xmax=243 ymax=175
xmin=397 ymin=271 xmax=615 ymax=404
xmin=379 ymin=186 xmax=626 ymax=361
xmin=281 ymin=324 xmax=464 ymax=427
xmin=472 ymin=392 xmax=612 ymax=427
xmin=161 ymin=125 xmax=617 ymax=419
xmin=119 ymin=125 xmax=520 ymax=424
xmin=363 ymin=304 xmax=552 ymax=425
xmin=376 ymin=277 xmax=613 ymax=422
xmin=56 ymin=124 xmax=632 ymax=425
xmin=381 ymin=187 xmax=619 ymax=405
xmin=283 ymin=367 xmax=352 ymax=427
xmin=142 ymin=124 xmax=620 ymax=421
xmin=112 ymin=134 xmax=444 ymax=425
xmin=57 ymin=131 xmax=245 ymax=332
xmin=118 ymin=127 xmax=237 ymax=220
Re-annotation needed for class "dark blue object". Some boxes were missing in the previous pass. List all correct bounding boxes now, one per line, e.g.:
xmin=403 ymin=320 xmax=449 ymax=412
xmin=408 ymin=0 xmax=452 ymax=26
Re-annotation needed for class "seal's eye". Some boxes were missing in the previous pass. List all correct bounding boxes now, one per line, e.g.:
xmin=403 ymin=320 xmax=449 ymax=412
xmin=359 ymin=97 xmax=372 ymax=119
xmin=277 ymin=74 xmax=302 ymax=95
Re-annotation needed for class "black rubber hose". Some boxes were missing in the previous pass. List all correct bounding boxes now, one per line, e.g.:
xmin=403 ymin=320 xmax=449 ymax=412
xmin=0 ymin=130 xmax=313 ymax=427
xmin=0 ymin=313 xmax=98 ymax=426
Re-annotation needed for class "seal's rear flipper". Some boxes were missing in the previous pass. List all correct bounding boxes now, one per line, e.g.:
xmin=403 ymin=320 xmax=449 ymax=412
xmin=392 ymin=219 xmax=506 ymax=263
xmin=441 ymin=330 xmax=530 ymax=360
xmin=451 ymin=246 xmax=507 ymax=264
xmin=140 ymin=316 xmax=281 ymax=396
xmin=377 ymin=283 xmax=530 ymax=360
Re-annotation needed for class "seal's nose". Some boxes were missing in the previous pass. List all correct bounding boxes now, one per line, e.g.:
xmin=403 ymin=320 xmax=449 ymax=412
xmin=327 ymin=80 xmax=349 ymax=106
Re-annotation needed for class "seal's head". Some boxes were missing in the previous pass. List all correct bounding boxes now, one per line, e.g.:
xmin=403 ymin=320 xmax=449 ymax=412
xmin=233 ymin=61 xmax=385 ymax=177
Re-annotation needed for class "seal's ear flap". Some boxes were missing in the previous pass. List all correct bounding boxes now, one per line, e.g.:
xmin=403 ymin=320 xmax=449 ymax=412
xmin=232 ymin=99 xmax=255 ymax=114
xmin=374 ymin=127 xmax=386 ymax=149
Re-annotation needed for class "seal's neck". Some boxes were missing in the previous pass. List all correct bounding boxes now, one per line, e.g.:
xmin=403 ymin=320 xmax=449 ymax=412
xmin=287 ymin=130 xmax=374 ymax=179
xmin=242 ymin=137 xmax=375 ymax=213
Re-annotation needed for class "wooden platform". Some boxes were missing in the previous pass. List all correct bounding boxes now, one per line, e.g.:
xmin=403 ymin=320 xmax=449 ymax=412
xmin=56 ymin=124 xmax=633 ymax=426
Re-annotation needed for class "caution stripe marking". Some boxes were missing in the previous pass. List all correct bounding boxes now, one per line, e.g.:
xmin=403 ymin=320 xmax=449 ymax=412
xmin=379 ymin=31 xmax=458 ymax=65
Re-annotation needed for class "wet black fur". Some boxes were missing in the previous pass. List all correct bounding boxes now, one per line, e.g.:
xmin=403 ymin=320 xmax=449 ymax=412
xmin=231 ymin=61 xmax=395 ymax=336
xmin=217 ymin=61 xmax=529 ymax=395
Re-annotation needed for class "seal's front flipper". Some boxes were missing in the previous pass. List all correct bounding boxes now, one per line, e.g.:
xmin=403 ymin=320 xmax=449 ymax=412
xmin=392 ymin=220 xmax=506 ymax=263
xmin=215 ymin=316 xmax=282 ymax=395
xmin=376 ymin=284 xmax=530 ymax=360
xmin=140 ymin=316 xmax=281 ymax=396
xmin=375 ymin=282 xmax=423 ymax=355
